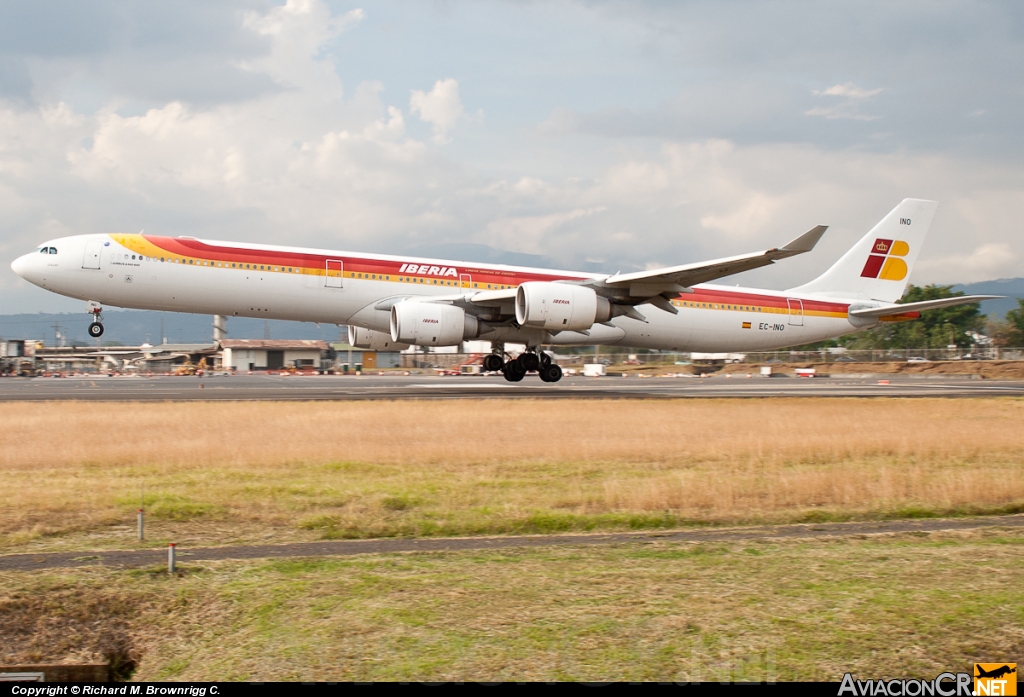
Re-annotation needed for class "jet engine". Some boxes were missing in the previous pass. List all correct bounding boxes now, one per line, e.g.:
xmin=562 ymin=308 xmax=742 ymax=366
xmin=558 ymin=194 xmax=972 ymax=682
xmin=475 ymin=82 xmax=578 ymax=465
xmin=347 ymin=326 xmax=410 ymax=351
xmin=390 ymin=301 xmax=480 ymax=347
xmin=515 ymin=282 xmax=611 ymax=332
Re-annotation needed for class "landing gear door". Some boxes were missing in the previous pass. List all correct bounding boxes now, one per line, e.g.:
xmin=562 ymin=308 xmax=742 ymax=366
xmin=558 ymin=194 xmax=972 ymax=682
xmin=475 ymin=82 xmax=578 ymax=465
xmin=82 ymin=239 xmax=103 ymax=270
xmin=787 ymin=298 xmax=804 ymax=326
xmin=325 ymin=259 xmax=343 ymax=288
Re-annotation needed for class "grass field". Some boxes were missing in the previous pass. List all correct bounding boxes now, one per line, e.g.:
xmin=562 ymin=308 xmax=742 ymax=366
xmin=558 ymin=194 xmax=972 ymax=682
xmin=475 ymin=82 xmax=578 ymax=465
xmin=2 ymin=398 xmax=1024 ymax=551
xmin=2 ymin=529 xmax=1022 ymax=680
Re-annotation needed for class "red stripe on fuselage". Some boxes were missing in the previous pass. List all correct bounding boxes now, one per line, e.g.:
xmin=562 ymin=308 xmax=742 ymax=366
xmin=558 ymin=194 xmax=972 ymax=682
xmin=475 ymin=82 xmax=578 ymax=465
xmin=143 ymin=236 xmax=584 ymax=285
xmin=141 ymin=236 xmax=851 ymax=313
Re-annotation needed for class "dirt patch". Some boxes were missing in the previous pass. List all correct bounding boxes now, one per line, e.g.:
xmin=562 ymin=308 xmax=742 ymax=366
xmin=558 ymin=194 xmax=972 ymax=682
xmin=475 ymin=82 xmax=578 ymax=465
xmin=0 ymin=585 xmax=141 ymax=677
xmin=608 ymin=360 xmax=1024 ymax=378
xmin=755 ymin=360 xmax=1024 ymax=378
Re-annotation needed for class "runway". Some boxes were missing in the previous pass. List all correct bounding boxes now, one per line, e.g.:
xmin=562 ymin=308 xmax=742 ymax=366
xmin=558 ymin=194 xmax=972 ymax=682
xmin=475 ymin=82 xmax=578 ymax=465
xmin=1 ymin=372 xmax=1024 ymax=400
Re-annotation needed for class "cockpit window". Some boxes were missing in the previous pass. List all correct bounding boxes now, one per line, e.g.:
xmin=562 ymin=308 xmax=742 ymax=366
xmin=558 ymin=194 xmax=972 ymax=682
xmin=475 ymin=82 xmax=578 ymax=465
xmin=40 ymin=248 xmax=49 ymax=254
xmin=48 ymin=247 xmax=57 ymax=254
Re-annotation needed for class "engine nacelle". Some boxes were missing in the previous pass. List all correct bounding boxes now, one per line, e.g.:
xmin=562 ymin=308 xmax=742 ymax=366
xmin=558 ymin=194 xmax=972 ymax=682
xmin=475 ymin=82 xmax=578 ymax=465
xmin=347 ymin=326 xmax=410 ymax=351
xmin=390 ymin=301 xmax=480 ymax=347
xmin=515 ymin=282 xmax=611 ymax=332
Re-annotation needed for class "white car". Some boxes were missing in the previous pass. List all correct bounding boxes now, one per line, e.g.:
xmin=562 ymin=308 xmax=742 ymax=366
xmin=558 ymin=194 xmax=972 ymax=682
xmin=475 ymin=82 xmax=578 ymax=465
xmin=906 ymin=357 xmax=930 ymax=363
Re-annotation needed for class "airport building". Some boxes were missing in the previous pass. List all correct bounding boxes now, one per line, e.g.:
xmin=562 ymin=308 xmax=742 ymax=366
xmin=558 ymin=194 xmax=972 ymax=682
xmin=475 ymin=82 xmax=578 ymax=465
xmin=331 ymin=342 xmax=402 ymax=370
xmin=220 ymin=339 xmax=329 ymax=371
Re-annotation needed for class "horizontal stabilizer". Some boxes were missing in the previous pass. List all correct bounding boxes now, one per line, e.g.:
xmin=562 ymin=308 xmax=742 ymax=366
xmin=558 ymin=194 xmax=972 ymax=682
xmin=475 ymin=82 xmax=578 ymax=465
xmin=848 ymin=295 xmax=1002 ymax=318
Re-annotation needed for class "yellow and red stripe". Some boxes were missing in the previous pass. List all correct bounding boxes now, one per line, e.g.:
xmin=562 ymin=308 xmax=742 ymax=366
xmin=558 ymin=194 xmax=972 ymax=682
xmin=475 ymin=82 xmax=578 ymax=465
xmin=111 ymin=234 xmax=855 ymax=317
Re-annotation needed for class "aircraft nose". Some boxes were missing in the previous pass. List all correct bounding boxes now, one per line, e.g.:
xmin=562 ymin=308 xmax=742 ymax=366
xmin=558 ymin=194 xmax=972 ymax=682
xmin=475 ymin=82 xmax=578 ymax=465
xmin=11 ymin=253 xmax=31 ymax=279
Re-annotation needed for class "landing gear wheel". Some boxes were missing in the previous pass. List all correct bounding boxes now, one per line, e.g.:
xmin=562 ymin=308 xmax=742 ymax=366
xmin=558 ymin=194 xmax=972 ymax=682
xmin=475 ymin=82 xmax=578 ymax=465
xmin=518 ymin=352 xmax=540 ymax=372
xmin=539 ymin=364 xmax=563 ymax=383
xmin=502 ymin=361 xmax=526 ymax=382
xmin=482 ymin=354 xmax=504 ymax=372
xmin=88 ymin=322 xmax=104 ymax=338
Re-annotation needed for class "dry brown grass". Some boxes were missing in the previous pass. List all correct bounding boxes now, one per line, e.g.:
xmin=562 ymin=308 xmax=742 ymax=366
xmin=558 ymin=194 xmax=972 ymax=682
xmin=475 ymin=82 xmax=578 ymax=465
xmin=2 ymin=398 xmax=1024 ymax=550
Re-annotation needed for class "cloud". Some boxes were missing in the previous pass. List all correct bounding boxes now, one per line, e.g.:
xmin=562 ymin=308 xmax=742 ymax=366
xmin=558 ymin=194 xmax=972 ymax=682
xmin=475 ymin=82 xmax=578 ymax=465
xmin=3 ymin=0 xmax=1024 ymax=313
xmin=409 ymin=78 xmax=465 ymax=144
xmin=814 ymin=83 xmax=884 ymax=99
xmin=479 ymin=207 xmax=607 ymax=256
xmin=915 ymin=243 xmax=1019 ymax=284
xmin=806 ymin=82 xmax=884 ymax=121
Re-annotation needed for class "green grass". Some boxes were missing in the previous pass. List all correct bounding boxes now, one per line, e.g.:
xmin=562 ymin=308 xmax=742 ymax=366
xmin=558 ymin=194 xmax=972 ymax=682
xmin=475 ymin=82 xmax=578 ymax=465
xmin=2 ymin=529 xmax=1021 ymax=681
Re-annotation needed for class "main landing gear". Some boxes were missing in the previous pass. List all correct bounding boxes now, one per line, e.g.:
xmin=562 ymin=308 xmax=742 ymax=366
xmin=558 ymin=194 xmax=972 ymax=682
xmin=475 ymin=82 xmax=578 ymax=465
xmin=485 ymin=347 xmax=563 ymax=383
xmin=87 ymin=302 xmax=104 ymax=338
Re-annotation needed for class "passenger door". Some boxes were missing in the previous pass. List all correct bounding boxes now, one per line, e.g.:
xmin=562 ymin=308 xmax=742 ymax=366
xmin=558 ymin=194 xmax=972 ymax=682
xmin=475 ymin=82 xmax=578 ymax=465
xmin=787 ymin=298 xmax=804 ymax=326
xmin=325 ymin=259 xmax=344 ymax=288
xmin=82 ymin=239 xmax=104 ymax=269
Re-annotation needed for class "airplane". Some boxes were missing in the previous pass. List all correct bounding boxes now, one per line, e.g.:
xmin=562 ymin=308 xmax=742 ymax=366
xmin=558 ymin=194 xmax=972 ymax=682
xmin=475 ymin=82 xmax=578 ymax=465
xmin=10 ymin=198 xmax=999 ymax=383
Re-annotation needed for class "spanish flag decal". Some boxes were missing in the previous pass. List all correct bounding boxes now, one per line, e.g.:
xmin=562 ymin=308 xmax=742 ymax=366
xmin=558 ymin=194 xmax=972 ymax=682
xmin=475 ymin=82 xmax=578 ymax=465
xmin=861 ymin=238 xmax=909 ymax=281
xmin=742 ymin=321 xmax=752 ymax=329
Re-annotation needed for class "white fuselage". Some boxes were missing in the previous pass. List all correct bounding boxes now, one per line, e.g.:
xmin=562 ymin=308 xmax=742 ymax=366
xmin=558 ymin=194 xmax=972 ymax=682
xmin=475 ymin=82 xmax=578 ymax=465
xmin=11 ymin=233 xmax=869 ymax=351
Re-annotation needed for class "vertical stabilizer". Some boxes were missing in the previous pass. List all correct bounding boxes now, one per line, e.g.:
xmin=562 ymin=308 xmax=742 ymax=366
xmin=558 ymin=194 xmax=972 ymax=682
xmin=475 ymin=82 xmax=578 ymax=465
xmin=789 ymin=199 xmax=937 ymax=303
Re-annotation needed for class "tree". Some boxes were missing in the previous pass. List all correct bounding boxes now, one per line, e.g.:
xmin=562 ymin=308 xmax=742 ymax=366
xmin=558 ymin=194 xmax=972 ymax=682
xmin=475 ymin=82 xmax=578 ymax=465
xmin=840 ymin=284 xmax=986 ymax=350
xmin=1005 ymin=299 xmax=1024 ymax=347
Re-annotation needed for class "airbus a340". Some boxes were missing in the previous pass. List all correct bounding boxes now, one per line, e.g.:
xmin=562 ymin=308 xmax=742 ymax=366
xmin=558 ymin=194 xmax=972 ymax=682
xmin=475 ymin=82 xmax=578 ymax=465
xmin=11 ymin=199 xmax=997 ymax=383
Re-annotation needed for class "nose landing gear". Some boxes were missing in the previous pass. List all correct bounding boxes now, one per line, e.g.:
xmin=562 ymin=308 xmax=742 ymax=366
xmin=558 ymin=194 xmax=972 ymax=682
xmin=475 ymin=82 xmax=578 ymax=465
xmin=87 ymin=302 xmax=104 ymax=338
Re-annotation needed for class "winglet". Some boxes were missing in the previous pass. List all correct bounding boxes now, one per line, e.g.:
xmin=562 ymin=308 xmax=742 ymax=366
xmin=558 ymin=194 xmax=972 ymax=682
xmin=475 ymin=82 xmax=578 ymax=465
xmin=780 ymin=225 xmax=828 ymax=255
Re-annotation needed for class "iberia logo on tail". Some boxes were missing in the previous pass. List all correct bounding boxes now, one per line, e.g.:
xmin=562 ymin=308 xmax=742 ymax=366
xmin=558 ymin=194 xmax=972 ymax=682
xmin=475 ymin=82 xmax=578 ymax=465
xmin=861 ymin=238 xmax=910 ymax=281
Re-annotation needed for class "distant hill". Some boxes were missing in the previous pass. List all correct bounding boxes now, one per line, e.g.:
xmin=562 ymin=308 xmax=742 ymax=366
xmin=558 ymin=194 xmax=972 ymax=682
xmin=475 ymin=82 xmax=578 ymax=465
xmin=0 ymin=310 xmax=342 ymax=347
xmin=952 ymin=278 xmax=1024 ymax=319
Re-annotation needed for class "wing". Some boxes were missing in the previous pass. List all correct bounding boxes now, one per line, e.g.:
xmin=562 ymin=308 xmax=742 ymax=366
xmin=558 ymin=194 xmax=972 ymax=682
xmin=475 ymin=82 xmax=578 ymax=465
xmin=848 ymin=295 xmax=1002 ymax=319
xmin=380 ymin=225 xmax=828 ymax=327
xmin=588 ymin=225 xmax=827 ymax=300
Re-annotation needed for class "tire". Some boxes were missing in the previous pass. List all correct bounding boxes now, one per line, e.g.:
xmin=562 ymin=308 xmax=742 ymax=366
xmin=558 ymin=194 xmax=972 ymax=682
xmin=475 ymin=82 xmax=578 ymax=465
xmin=540 ymin=364 xmax=562 ymax=383
xmin=518 ymin=352 xmax=540 ymax=372
xmin=482 ymin=354 xmax=504 ymax=372
xmin=88 ymin=322 xmax=104 ymax=338
xmin=503 ymin=362 xmax=526 ymax=382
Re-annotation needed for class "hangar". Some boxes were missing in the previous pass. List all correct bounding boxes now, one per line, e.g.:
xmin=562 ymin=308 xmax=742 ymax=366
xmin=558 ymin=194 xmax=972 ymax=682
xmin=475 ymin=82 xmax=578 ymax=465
xmin=220 ymin=339 xmax=329 ymax=372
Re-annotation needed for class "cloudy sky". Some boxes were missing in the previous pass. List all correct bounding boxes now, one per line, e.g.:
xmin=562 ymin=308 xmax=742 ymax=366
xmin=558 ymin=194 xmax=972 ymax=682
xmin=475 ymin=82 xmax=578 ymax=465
xmin=2 ymin=0 xmax=1023 ymax=312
